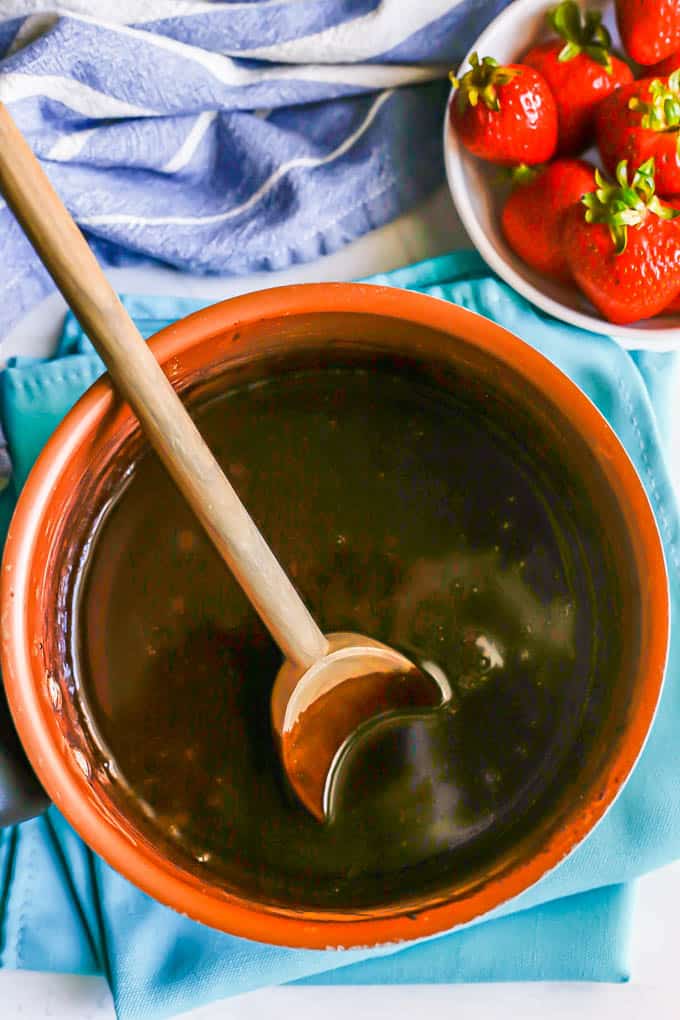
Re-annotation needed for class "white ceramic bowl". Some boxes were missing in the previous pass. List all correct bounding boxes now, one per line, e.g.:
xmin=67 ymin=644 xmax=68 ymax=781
xmin=444 ymin=0 xmax=680 ymax=349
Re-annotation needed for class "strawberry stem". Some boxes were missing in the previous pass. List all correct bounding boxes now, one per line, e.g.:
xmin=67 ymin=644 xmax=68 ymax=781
xmin=629 ymin=71 xmax=680 ymax=155
xmin=509 ymin=163 xmax=541 ymax=186
xmin=548 ymin=0 xmax=613 ymax=74
xmin=450 ymin=52 xmax=520 ymax=114
xmin=581 ymin=158 xmax=680 ymax=255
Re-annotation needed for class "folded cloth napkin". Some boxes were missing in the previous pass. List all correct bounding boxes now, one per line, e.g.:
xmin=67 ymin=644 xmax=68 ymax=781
xmin=0 ymin=252 xmax=679 ymax=1020
xmin=0 ymin=0 xmax=511 ymax=343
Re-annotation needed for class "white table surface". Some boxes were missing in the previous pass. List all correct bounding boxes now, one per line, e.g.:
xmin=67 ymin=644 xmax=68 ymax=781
xmin=2 ymin=185 xmax=679 ymax=1019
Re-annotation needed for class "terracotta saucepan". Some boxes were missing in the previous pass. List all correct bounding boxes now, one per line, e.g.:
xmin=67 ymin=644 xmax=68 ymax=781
xmin=0 ymin=284 xmax=669 ymax=949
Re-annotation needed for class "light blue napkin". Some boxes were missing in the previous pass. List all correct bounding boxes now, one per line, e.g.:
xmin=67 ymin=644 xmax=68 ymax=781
xmin=0 ymin=252 xmax=678 ymax=1019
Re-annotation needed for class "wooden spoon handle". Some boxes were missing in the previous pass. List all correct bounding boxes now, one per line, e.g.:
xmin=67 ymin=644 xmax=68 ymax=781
xmin=0 ymin=103 xmax=328 ymax=670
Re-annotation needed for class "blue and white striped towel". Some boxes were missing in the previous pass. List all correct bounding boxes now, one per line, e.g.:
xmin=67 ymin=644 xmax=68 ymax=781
xmin=0 ymin=0 xmax=510 ymax=347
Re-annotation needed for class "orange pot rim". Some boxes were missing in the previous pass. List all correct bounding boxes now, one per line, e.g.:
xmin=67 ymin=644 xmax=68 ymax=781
xmin=0 ymin=283 xmax=669 ymax=950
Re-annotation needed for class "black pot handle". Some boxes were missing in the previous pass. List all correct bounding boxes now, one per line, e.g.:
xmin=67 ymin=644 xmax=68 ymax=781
xmin=0 ymin=683 xmax=49 ymax=826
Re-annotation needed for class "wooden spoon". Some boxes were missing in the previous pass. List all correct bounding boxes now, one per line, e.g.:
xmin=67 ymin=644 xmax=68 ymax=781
xmin=0 ymin=103 xmax=446 ymax=821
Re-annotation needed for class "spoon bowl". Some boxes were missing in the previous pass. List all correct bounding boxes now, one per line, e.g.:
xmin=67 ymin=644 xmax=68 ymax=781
xmin=272 ymin=633 xmax=451 ymax=820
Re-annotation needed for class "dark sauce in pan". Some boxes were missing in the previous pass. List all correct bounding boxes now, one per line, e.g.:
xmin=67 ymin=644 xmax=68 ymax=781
xmin=74 ymin=367 xmax=621 ymax=908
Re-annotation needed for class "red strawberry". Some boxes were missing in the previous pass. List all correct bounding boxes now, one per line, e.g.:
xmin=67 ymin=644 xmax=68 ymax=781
xmin=501 ymin=159 xmax=597 ymax=280
xmin=616 ymin=0 xmax=680 ymax=66
xmin=595 ymin=73 xmax=680 ymax=196
xmin=524 ymin=1 xmax=633 ymax=155
xmin=647 ymin=53 xmax=680 ymax=78
xmin=562 ymin=159 xmax=680 ymax=324
xmin=449 ymin=53 xmax=558 ymax=166
xmin=664 ymin=208 xmax=680 ymax=312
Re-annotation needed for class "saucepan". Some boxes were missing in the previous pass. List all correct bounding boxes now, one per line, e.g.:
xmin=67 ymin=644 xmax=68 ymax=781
xmin=0 ymin=283 xmax=669 ymax=948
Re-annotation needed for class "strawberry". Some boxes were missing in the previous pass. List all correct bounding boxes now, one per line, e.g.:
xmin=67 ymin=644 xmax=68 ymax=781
xmin=501 ymin=159 xmax=597 ymax=280
xmin=647 ymin=53 xmax=680 ymax=78
xmin=562 ymin=159 xmax=680 ymax=324
xmin=664 ymin=204 xmax=680 ymax=313
xmin=615 ymin=0 xmax=680 ymax=67
xmin=595 ymin=73 xmax=680 ymax=196
xmin=449 ymin=53 xmax=558 ymax=165
xmin=523 ymin=1 xmax=633 ymax=155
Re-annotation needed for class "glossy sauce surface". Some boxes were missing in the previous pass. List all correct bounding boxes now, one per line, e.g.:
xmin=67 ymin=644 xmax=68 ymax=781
xmin=76 ymin=368 xmax=611 ymax=908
